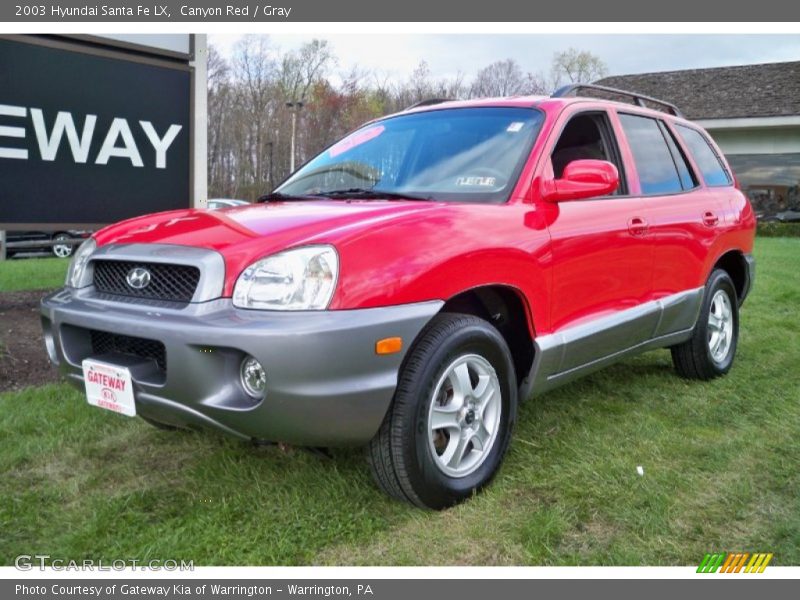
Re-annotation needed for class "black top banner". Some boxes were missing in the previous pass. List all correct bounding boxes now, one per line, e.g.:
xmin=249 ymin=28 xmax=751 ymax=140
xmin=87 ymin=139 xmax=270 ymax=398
xmin=3 ymin=0 xmax=796 ymax=21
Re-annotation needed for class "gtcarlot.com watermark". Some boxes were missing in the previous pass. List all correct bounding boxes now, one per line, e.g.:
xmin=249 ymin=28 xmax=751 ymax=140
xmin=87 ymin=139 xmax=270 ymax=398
xmin=15 ymin=554 xmax=194 ymax=571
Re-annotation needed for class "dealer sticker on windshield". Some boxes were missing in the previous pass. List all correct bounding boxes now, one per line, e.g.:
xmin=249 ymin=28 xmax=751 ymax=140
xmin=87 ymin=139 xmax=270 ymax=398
xmin=82 ymin=359 xmax=136 ymax=417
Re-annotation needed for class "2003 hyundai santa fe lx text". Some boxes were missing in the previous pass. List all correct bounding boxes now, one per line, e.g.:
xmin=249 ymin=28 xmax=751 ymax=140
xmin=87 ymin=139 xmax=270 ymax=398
xmin=41 ymin=85 xmax=756 ymax=509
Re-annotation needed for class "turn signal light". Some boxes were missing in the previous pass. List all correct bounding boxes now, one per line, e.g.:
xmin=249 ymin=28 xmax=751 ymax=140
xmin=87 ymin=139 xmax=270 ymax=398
xmin=375 ymin=337 xmax=403 ymax=355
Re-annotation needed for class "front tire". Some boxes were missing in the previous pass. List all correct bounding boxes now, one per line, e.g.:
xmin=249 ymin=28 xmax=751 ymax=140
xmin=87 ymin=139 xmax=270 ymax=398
xmin=671 ymin=269 xmax=739 ymax=380
xmin=367 ymin=313 xmax=517 ymax=509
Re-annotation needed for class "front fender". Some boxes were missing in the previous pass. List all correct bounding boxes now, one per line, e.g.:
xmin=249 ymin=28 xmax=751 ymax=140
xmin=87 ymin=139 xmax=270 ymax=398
xmin=329 ymin=203 xmax=552 ymax=332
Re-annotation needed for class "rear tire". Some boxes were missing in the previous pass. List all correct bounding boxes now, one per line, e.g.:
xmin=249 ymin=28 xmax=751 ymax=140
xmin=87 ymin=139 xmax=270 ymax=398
xmin=367 ymin=313 xmax=517 ymax=509
xmin=671 ymin=269 xmax=739 ymax=380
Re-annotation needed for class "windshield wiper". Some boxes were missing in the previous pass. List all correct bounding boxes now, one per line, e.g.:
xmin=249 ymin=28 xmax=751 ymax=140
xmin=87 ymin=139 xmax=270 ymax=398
xmin=257 ymin=192 xmax=320 ymax=203
xmin=312 ymin=188 xmax=433 ymax=202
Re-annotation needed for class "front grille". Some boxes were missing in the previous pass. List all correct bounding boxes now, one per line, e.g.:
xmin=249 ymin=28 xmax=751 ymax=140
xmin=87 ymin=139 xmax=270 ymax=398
xmin=93 ymin=260 xmax=200 ymax=303
xmin=90 ymin=330 xmax=167 ymax=371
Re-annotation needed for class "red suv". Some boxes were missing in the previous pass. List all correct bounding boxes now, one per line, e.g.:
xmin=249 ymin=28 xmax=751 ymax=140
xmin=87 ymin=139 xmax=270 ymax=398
xmin=41 ymin=85 xmax=756 ymax=509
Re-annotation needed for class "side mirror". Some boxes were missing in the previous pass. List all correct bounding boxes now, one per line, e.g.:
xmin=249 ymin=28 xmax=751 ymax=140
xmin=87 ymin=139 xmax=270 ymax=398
xmin=543 ymin=159 xmax=619 ymax=202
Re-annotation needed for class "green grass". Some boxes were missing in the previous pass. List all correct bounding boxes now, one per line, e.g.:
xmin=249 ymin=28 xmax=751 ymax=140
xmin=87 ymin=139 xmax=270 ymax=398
xmin=1 ymin=238 xmax=798 ymax=565
xmin=0 ymin=257 xmax=69 ymax=292
xmin=757 ymin=222 xmax=800 ymax=238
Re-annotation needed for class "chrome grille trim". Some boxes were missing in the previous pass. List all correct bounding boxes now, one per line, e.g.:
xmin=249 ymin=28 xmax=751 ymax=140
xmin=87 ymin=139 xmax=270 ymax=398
xmin=86 ymin=243 xmax=225 ymax=303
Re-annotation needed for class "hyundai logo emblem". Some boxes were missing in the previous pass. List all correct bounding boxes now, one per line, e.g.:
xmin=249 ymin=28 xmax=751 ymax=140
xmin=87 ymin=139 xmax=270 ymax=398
xmin=126 ymin=267 xmax=152 ymax=290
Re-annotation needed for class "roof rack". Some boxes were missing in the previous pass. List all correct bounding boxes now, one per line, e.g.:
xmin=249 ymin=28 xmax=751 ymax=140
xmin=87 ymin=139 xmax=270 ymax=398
xmin=404 ymin=98 xmax=454 ymax=111
xmin=551 ymin=83 xmax=684 ymax=118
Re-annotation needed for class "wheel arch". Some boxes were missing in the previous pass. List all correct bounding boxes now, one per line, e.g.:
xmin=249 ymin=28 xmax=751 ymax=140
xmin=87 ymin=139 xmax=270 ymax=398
xmin=710 ymin=249 xmax=750 ymax=304
xmin=438 ymin=284 xmax=536 ymax=388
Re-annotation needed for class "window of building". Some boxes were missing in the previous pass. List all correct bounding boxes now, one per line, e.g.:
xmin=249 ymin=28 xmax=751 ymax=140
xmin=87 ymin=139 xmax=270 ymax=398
xmin=726 ymin=153 xmax=800 ymax=219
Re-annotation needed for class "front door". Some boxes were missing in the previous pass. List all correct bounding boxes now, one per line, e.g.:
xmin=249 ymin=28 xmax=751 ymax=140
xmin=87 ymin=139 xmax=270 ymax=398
xmin=543 ymin=109 xmax=655 ymax=373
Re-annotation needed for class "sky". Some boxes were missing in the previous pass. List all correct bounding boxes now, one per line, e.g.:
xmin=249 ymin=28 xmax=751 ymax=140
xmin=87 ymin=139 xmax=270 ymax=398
xmin=209 ymin=34 xmax=800 ymax=82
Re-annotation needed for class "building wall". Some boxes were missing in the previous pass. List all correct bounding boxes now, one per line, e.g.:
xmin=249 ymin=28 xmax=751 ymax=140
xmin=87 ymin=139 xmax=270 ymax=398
xmin=698 ymin=121 xmax=800 ymax=218
xmin=708 ymin=126 xmax=800 ymax=155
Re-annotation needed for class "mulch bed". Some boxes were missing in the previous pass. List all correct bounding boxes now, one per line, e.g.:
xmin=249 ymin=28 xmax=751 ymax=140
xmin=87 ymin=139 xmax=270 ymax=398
xmin=0 ymin=290 xmax=60 ymax=393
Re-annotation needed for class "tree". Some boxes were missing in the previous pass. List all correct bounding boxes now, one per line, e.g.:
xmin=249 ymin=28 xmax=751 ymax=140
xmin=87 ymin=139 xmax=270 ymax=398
xmin=279 ymin=39 xmax=335 ymax=102
xmin=206 ymin=45 xmax=234 ymax=197
xmin=471 ymin=59 xmax=530 ymax=98
xmin=550 ymin=48 xmax=608 ymax=88
xmin=469 ymin=59 xmax=548 ymax=98
xmin=231 ymin=35 xmax=280 ymax=197
xmin=205 ymin=39 xmax=608 ymax=200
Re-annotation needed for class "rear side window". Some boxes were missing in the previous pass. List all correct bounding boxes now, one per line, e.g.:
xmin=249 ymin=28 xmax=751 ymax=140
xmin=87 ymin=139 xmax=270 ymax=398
xmin=676 ymin=124 xmax=732 ymax=187
xmin=618 ymin=113 xmax=683 ymax=195
xmin=659 ymin=122 xmax=697 ymax=190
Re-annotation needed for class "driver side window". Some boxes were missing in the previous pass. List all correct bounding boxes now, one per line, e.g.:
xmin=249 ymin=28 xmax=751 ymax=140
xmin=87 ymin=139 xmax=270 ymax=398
xmin=550 ymin=112 xmax=627 ymax=195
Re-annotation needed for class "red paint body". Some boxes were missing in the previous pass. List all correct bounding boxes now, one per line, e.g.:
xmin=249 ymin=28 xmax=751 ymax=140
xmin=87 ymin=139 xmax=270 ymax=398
xmin=93 ymin=97 xmax=756 ymax=337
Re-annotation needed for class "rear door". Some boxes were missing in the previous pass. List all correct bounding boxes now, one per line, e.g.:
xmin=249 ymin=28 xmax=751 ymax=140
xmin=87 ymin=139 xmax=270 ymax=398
xmin=624 ymin=117 xmax=732 ymax=297
xmin=615 ymin=112 xmax=726 ymax=336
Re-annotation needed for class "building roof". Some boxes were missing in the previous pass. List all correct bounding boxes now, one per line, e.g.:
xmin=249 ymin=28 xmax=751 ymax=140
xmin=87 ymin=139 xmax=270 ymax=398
xmin=596 ymin=61 xmax=800 ymax=120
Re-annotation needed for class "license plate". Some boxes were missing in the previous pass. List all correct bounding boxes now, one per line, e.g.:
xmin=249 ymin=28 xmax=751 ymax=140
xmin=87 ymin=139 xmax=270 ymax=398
xmin=82 ymin=359 xmax=136 ymax=417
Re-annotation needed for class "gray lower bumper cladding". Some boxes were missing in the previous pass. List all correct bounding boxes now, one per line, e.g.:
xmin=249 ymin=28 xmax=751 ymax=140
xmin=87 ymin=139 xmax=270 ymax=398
xmin=41 ymin=288 xmax=442 ymax=446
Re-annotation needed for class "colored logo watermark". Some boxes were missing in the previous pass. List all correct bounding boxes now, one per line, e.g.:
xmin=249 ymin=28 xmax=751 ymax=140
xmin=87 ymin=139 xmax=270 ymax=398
xmin=697 ymin=552 xmax=773 ymax=573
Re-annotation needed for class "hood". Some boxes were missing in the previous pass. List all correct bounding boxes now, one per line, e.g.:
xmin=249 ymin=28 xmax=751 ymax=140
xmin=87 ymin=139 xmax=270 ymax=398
xmin=94 ymin=199 xmax=438 ymax=251
xmin=92 ymin=200 xmax=441 ymax=292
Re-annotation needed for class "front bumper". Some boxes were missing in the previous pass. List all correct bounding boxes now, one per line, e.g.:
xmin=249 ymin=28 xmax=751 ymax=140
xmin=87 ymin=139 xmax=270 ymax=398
xmin=41 ymin=288 xmax=441 ymax=446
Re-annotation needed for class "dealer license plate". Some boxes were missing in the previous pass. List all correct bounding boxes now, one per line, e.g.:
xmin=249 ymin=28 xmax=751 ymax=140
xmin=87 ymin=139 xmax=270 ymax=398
xmin=82 ymin=359 xmax=136 ymax=417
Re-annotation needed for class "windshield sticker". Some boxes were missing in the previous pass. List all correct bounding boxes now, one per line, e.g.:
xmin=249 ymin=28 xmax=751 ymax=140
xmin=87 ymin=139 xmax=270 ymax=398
xmin=506 ymin=122 xmax=525 ymax=133
xmin=456 ymin=176 xmax=497 ymax=187
xmin=329 ymin=125 xmax=386 ymax=158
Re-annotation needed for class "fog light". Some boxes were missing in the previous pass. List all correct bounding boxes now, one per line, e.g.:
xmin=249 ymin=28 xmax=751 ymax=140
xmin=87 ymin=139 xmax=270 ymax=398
xmin=240 ymin=356 xmax=267 ymax=398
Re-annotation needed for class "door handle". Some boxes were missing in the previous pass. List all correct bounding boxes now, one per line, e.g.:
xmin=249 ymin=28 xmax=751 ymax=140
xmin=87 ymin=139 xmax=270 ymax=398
xmin=627 ymin=216 xmax=648 ymax=236
xmin=703 ymin=211 xmax=719 ymax=227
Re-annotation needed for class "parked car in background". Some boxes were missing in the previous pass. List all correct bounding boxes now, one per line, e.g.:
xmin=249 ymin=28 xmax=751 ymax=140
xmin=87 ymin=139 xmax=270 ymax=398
xmin=41 ymin=86 xmax=755 ymax=509
xmin=4 ymin=230 xmax=92 ymax=258
xmin=208 ymin=199 xmax=249 ymax=210
xmin=775 ymin=209 xmax=800 ymax=223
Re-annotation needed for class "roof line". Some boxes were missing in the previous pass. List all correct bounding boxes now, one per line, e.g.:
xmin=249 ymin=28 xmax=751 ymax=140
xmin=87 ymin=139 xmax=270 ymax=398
xmin=597 ymin=58 xmax=800 ymax=80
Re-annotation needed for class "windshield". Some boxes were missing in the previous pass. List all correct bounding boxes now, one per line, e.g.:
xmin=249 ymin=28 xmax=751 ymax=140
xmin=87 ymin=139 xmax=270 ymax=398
xmin=276 ymin=107 xmax=544 ymax=203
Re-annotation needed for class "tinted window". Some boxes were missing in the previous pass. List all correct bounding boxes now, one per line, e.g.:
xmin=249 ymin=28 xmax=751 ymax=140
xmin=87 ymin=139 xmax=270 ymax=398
xmin=278 ymin=107 xmax=544 ymax=204
xmin=619 ymin=114 xmax=683 ymax=195
xmin=659 ymin=122 xmax=697 ymax=190
xmin=676 ymin=125 xmax=732 ymax=187
xmin=551 ymin=111 xmax=626 ymax=195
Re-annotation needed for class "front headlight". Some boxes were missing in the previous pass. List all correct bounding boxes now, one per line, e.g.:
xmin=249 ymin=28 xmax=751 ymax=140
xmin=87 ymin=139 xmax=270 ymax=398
xmin=232 ymin=245 xmax=339 ymax=310
xmin=65 ymin=238 xmax=96 ymax=288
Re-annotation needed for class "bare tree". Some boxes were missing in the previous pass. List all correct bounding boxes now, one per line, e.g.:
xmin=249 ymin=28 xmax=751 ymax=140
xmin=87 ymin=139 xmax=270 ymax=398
xmin=206 ymin=40 xmax=607 ymax=200
xmin=232 ymin=36 xmax=283 ymax=196
xmin=469 ymin=59 xmax=549 ymax=98
xmin=279 ymin=39 xmax=335 ymax=102
xmin=470 ymin=59 xmax=521 ymax=97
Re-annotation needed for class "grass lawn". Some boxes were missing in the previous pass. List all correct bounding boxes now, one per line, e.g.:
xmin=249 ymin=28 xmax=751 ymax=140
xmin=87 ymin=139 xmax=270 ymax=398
xmin=1 ymin=238 xmax=798 ymax=565
xmin=0 ymin=257 xmax=69 ymax=292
